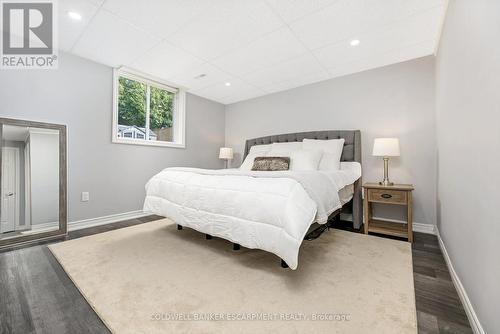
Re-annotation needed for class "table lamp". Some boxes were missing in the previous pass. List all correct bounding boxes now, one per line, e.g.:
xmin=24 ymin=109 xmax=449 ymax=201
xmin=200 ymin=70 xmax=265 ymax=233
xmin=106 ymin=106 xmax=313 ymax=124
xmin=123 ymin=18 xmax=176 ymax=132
xmin=372 ymin=138 xmax=400 ymax=186
xmin=219 ymin=147 xmax=233 ymax=169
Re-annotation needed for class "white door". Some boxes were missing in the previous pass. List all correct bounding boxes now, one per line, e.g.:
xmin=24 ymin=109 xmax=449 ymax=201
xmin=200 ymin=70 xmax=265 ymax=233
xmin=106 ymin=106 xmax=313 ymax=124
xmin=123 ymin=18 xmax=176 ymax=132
xmin=1 ymin=147 xmax=20 ymax=233
xmin=24 ymin=140 xmax=31 ymax=228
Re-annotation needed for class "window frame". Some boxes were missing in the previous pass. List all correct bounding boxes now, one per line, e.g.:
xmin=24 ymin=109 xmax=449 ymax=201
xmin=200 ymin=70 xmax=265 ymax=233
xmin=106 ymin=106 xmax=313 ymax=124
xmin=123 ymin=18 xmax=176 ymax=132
xmin=112 ymin=67 xmax=186 ymax=148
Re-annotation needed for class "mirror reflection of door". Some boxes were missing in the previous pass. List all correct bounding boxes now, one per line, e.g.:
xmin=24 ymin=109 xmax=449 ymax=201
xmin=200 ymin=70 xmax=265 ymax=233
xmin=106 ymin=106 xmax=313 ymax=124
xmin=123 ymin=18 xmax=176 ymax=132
xmin=1 ymin=124 xmax=59 ymax=240
xmin=1 ymin=146 xmax=20 ymax=233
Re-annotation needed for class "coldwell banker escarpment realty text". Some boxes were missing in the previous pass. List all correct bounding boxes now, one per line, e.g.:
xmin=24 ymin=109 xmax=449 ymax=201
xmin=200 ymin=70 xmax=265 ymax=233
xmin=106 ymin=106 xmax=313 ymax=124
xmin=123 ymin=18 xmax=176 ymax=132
xmin=1 ymin=0 xmax=58 ymax=69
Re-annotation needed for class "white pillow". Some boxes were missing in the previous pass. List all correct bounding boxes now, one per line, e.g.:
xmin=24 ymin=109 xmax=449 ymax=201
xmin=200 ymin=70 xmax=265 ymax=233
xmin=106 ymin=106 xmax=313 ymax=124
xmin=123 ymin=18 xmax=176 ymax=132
xmin=240 ymin=152 xmax=259 ymax=171
xmin=240 ymin=145 xmax=272 ymax=171
xmin=290 ymin=149 xmax=323 ymax=171
xmin=249 ymin=144 xmax=272 ymax=155
xmin=302 ymin=138 xmax=345 ymax=170
xmin=267 ymin=142 xmax=303 ymax=156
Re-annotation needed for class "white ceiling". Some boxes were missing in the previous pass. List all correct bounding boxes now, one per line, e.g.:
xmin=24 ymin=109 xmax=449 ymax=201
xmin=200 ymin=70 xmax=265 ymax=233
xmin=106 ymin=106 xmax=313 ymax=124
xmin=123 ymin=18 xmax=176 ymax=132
xmin=59 ymin=0 xmax=447 ymax=104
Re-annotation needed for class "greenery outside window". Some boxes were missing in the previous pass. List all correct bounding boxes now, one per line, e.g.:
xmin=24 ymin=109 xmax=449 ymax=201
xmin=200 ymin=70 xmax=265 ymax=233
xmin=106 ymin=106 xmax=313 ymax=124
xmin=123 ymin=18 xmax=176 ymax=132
xmin=112 ymin=68 xmax=186 ymax=148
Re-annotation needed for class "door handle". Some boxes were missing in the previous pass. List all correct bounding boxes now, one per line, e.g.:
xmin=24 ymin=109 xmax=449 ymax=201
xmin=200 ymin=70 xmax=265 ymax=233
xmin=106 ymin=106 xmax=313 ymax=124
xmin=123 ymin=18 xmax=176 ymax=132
xmin=5 ymin=192 xmax=14 ymax=197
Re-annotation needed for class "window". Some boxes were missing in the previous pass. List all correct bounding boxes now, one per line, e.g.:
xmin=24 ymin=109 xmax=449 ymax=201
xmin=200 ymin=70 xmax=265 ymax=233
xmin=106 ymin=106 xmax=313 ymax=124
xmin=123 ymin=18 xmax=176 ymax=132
xmin=112 ymin=68 xmax=186 ymax=148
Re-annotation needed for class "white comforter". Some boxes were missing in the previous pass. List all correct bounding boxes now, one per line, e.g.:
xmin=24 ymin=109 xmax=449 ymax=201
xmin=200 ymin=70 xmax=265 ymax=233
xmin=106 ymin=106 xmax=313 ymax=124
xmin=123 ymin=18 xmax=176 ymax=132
xmin=143 ymin=164 xmax=361 ymax=269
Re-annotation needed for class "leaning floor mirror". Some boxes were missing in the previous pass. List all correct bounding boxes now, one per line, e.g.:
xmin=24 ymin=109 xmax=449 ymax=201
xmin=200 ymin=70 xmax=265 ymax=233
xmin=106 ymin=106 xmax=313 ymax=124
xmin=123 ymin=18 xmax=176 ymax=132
xmin=0 ymin=117 xmax=67 ymax=249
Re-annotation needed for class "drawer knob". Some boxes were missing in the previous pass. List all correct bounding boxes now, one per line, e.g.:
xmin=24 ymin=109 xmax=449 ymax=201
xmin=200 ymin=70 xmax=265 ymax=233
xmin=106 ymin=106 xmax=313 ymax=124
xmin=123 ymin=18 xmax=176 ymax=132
xmin=381 ymin=194 xmax=392 ymax=199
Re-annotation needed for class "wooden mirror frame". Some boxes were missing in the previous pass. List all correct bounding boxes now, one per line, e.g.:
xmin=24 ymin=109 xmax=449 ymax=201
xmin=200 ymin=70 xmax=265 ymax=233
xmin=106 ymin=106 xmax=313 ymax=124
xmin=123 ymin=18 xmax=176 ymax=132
xmin=0 ymin=117 xmax=67 ymax=250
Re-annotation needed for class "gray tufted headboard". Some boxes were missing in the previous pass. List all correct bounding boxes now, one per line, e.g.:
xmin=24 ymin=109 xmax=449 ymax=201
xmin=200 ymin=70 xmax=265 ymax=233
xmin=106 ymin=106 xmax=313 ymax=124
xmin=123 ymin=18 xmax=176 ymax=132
xmin=243 ymin=130 xmax=363 ymax=229
xmin=244 ymin=130 xmax=361 ymax=163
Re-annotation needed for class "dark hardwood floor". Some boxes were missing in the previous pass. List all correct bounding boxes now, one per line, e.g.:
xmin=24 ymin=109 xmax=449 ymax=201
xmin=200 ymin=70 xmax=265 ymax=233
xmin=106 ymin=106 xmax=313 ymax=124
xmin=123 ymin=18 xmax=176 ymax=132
xmin=411 ymin=233 xmax=472 ymax=334
xmin=0 ymin=217 xmax=472 ymax=334
xmin=0 ymin=215 xmax=161 ymax=334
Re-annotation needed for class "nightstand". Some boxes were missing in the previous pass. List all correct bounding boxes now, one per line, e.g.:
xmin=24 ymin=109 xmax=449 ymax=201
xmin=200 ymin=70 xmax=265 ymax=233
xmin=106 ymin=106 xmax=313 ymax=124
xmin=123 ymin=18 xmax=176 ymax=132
xmin=363 ymin=183 xmax=414 ymax=242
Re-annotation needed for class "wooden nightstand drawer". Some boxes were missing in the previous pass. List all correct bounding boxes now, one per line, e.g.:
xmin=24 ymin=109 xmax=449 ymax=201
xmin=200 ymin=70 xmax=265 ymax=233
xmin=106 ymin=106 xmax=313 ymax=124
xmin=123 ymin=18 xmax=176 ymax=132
xmin=368 ymin=188 xmax=407 ymax=205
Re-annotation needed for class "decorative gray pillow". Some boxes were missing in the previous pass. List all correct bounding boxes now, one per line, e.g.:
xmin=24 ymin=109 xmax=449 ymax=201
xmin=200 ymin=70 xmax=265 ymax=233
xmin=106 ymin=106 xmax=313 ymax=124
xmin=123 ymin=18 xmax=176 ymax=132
xmin=251 ymin=157 xmax=290 ymax=171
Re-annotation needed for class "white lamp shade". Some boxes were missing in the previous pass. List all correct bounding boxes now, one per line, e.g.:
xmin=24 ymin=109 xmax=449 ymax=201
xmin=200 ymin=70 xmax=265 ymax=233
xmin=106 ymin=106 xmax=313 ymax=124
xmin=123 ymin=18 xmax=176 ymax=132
xmin=219 ymin=147 xmax=233 ymax=160
xmin=372 ymin=138 xmax=400 ymax=157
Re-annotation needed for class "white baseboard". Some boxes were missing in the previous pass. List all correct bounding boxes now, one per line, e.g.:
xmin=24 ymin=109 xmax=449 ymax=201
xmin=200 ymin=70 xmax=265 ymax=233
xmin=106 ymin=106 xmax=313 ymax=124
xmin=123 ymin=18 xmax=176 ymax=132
xmin=340 ymin=214 xmax=436 ymax=234
xmin=29 ymin=221 xmax=59 ymax=232
xmin=68 ymin=210 xmax=151 ymax=231
xmin=26 ymin=211 xmax=151 ymax=233
xmin=436 ymin=228 xmax=485 ymax=334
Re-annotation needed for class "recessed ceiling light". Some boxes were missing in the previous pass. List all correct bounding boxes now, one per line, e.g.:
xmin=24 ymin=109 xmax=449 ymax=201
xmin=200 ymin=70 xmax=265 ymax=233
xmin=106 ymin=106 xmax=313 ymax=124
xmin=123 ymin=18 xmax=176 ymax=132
xmin=225 ymin=82 xmax=231 ymax=87
xmin=68 ymin=11 xmax=82 ymax=21
xmin=350 ymin=39 xmax=360 ymax=46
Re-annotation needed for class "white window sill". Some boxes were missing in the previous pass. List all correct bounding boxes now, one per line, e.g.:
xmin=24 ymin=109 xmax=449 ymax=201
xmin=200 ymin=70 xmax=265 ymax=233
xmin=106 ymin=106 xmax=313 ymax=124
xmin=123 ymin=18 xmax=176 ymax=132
xmin=112 ymin=138 xmax=185 ymax=149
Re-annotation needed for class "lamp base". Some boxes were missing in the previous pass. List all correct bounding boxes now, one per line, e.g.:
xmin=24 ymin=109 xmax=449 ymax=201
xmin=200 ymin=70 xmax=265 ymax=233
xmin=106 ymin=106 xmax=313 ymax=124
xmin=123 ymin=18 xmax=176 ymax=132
xmin=379 ymin=180 xmax=394 ymax=186
xmin=379 ymin=157 xmax=394 ymax=186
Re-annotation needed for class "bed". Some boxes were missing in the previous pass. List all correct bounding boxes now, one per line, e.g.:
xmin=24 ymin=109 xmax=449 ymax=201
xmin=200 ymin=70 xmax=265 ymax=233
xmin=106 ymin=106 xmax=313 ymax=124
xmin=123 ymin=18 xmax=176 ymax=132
xmin=143 ymin=130 xmax=362 ymax=269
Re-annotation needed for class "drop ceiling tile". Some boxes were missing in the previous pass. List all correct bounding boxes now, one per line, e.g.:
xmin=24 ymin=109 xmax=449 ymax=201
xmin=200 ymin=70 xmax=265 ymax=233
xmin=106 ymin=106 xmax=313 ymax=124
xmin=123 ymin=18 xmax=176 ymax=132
xmin=392 ymin=39 xmax=436 ymax=61
xmin=221 ymin=90 xmax=267 ymax=104
xmin=167 ymin=0 xmax=284 ymax=60
xmin=327 ymin=39 xmax=436 ymax=78
xmin=289 ymin=0 xmax=446 ymax=50
xmin=131 ymin=41 xmax=204 ymax=81
xmin=168 ymin=63 xmax=233 ymax=91
xmin=313 ymin=6 xmax=445 ymax=69
xmin=58 ymin=0 xmax=100 ymax=52
xmin=59 ymin=0 xmax=447 ymax=105
xmin=84 ymin=0 xmax=104 ymax=6
xmin=242 ymin=53 xmax=327 ymax=88
xmin=193 ymin=79 xmax=266 ymax=104
xmin=211 ymin=27 xmax=309 ymax=76
xmin=259 ymin=70 xmax=330 ymax=94
xmin=265 ymin=0 xmax=339 ymax=23
xmin=71 ymin=9 xmax=161 ymax=67
xmin=313 ymin=40 xmax=369 ymax=71
xmin=102 ymin=0 xmax=210 ymax=38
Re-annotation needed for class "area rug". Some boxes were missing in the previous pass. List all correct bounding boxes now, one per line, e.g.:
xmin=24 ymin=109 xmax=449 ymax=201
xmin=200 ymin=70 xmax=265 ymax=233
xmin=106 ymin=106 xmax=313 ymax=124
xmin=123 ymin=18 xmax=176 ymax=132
xmin=48 ymin=219 xmax=416 ymax=334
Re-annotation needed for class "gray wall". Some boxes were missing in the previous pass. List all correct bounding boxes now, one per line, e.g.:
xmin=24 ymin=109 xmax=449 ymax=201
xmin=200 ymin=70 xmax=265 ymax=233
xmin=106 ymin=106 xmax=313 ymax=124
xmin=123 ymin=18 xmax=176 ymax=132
xmin=435 ymin=1 xmax=500 ymax=332
xmin=0 ymin=52 xmax=226 ymax=222
xmin=225 ymin=57 xmax=436 ymax=226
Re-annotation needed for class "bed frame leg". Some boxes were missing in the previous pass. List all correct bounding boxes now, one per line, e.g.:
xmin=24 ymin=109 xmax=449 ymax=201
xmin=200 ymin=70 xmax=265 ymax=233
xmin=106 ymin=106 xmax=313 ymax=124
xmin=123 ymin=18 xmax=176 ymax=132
xmin=206 ymin=234 xmax=212 ymax=240
xmin=334 ymin=213 xmax=341 ymax=227
xmin=177 ymin=225 xmax=183 ymax=230
xmin=280 ymin=259 xmax=289 ymax=269
xmin=233 ymin=243 xmax=240 ymax=251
